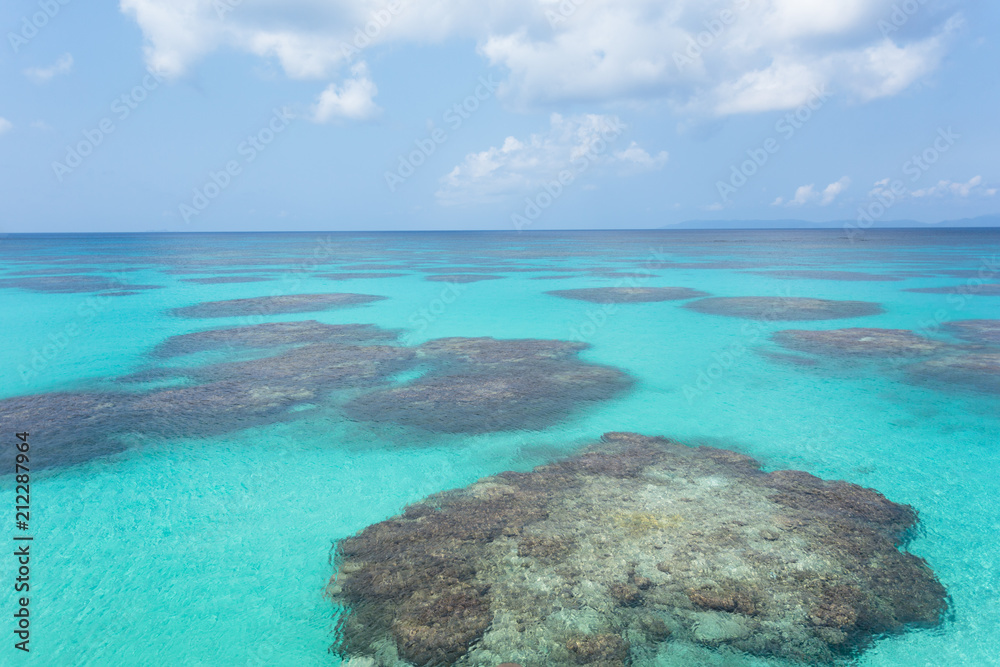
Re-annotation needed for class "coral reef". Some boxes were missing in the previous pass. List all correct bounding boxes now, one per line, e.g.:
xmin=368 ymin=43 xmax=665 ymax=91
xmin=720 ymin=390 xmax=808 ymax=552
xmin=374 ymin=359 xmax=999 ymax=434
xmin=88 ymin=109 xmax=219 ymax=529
xmin=3 ymin=330 xmax=632 ymax=469
xmin=685 ymin=297 xmax=883 ymax=321
xmin=906 ymin=352 xmax=1000 ymax=394
xmin=906 ymin=284 xmax=1000 ymax=296
xmin=180 ymin=276 xmax=273 ymax=284
xmin=169 ymin=293 xmax=385 ymax=318
xmin=547 ymin=287 xmax=709 ymax=304
xmin=745 ymin=270 xmax=901 ymax=282
xmin=152 ymin=321 xmax=399 ymax=358
xmin=772 ymin=328 xmax=945 ymax=357
xmin=944 ymin=320 xmax=1000 ymax=345
xmin=330 ymin=433 xmax=946 ymax=666
xmin=317 ymin=273 xmax=408 ymax=280
xmin=343 ymin=338 xmax=632 ymax=433
xmin=0 ymin=275 xmax=162 ymax=293
xmin=425 ymin=275 xmax=504 ymax=283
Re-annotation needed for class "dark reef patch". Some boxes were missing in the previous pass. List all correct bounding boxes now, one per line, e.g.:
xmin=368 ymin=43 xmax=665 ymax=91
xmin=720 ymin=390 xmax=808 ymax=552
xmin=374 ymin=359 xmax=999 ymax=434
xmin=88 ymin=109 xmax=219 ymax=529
xmin=190 ymin=342 xmax=416 ymax=390
xmin=685 ymin=297 xmax=883 ymax=321
xmin=5 ymin=326 xmax=635 ymax=470
xmin=425 ymin=274 xmax=504 ymax=283
xmin=745 ymin=270 xmax=902 ymax=282
xmin=772 ymin=328 xmax=945 ymax=357
xmin=530 ymin=275 xmax=581 ymax=280
xmin=343 ymin=337 xmax=633 ymax=433
xmin=944 ymin=320 xmax=1000 ymax=345
xmin=0 ymin=342 xmax=415 ymax=470
xmin=152 ymin=321 xmax=400 ymax=358
xmin=316 ymin=273 xmax=407 ymax=280
xmin=0 ymin=392 xmax=135 ymax=470
xmin=169 ymin=293 xmax=385 ymax=318
xmin=0 ymin=275 xmax=162 ymax=293
xmin=905 ymin=284 xmax=1000 ymax=296
xmin=547 ymin=287 xmax=709 ymax=304
xmin=330 ymin=432 xmax=946 ymax=666
xmin=906 ymin=352 xmax=1000 ymax=395
xmin=180 ymin=276 xmax=273 ymax=284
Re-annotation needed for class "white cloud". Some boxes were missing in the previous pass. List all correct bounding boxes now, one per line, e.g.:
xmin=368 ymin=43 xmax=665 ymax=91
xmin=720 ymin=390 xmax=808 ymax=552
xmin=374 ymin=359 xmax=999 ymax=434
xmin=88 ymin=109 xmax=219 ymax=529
xmin=820 ymin=176 xmax=851 ymax=204
xmin=311 ymin=62 xmax=380 ymax=122
xmin=912 ymin=176 xmax=995 ymax=198
xmin=613 ymin=141 xmax=668 ymax=170
xmin=24 ymin=53 xmax=74 ymax=83
xmin=789 ymin=184 xmax=817 ymax=206
xmin=777 ymin=176 xmax=850 ymax=206
xmin=119 ymin=0 xmax=958 ymax=114
xmin=0 ymin=118 xmax=12 ymax=134
xmin=436 ymin=113 xmax=664 ymax=205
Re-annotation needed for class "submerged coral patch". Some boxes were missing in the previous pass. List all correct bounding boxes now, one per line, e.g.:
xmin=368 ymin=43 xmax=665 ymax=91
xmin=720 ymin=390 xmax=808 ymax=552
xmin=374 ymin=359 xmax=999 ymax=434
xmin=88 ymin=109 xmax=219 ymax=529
xmin=547 ymin=287 xmax=709 ymax=304
xmin=772 ymin=328 xmax=945 ymax=357
xmin=191 ymin=343 xmax=416 ymax=390
xmin=425 ymin=274 xmax=504 ymax=283
xmin=152 ymin=321 xmax=399 ymax=358
xmin=180 ymin=276 xmax=273 ymax=284
xmin=0 ymin=275 xmax=162 ymax=293
xmin=945 ymin=319 xmax=1000 ymax=344
xmin=685 ymin=297 xmax=883 ymax=321
xmin=343 ymin=337 xmax=632 ymax=433
xmin=745 ymin=270 xmax=902 ymax=282
xmin=316 ymin=273 xmax=407 ymax=280
xmin=0 ymin=392 xmax=134 ymax=470
xmin=169 ymin=293 xmax=385 ymax=318
xmin=330 ymin=432 xmax=946 ymax=666
xmin=906 ymin=284 xmax=1000 ymax=296
xmin=906 ymin=352 xmax=1000 ymax=395
xmin=5 ymin=327 xmax=635 ymax=469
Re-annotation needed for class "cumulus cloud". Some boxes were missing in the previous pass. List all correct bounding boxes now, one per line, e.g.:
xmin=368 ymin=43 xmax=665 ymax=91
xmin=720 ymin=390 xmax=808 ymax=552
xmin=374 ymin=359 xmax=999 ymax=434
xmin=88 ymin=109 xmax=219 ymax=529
xmin=436 ymin=113 xmax=665 ymax=205
xmin=311 ymin=62 xmax=380 ymax=122
xmin=820 ymin=176 xmax=851 ymax=204
xmin=24 ymin=53 xmax=74 ymax=83
xmin=775 ymin=176 xmax=850 ymax=206
xmin=912 ymin=176 xmax=996 ymax=198
xmin=614 ymin=141 xmax=669 ymax=170
xmin=119 ymin=0 xmax=959 ymax=114
xmin=0 ymin=118 xmax=12 ymax=134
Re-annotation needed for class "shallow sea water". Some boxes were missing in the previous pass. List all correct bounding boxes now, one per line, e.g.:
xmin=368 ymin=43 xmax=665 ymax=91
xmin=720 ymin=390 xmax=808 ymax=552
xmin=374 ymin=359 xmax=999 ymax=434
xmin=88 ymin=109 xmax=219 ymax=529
xmin=1 ymin=230 xmax=998 ymax=666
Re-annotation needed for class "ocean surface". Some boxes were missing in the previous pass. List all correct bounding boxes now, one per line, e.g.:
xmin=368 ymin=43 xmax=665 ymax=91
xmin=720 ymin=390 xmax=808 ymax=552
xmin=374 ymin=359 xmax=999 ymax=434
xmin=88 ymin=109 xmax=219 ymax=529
xmin=0 ymin=229 xmax=998 ymax=666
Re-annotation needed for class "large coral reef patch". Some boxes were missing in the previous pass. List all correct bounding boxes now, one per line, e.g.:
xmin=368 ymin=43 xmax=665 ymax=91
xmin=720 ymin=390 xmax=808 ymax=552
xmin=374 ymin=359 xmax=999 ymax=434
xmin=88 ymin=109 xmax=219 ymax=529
xmin=330 ymin=433 xmax=946 ymax=666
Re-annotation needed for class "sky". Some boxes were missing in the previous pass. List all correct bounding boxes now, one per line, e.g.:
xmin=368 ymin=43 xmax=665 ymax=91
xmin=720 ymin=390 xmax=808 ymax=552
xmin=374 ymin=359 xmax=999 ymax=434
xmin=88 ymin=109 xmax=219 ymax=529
xmin=0 ymin=0 xmax=998 ymax=232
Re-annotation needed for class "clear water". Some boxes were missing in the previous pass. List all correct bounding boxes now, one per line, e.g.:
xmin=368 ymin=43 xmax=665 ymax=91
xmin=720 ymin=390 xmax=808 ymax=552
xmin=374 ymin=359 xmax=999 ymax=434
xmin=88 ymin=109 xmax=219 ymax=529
xmin=1 ymin=230 xmax=998 ymax=666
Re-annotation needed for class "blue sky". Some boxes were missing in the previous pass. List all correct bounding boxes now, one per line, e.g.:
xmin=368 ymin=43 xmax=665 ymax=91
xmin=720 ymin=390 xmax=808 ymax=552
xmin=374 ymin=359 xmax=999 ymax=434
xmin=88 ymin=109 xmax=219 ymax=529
xmin=1 ymin=0 xmax=997 ymax=232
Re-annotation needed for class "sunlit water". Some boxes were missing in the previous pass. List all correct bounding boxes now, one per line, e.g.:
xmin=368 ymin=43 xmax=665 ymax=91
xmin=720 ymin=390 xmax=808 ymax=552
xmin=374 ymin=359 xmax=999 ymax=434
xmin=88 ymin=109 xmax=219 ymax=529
xmin=1 ymin=230 xmax=998 ymax=666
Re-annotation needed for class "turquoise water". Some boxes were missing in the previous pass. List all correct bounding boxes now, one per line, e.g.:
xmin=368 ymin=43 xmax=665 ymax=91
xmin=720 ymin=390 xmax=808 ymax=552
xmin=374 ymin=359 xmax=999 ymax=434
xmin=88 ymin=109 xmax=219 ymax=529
xmin=1 ymin=230 xmax=998 ymax=666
